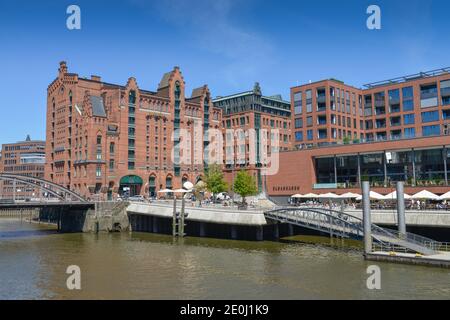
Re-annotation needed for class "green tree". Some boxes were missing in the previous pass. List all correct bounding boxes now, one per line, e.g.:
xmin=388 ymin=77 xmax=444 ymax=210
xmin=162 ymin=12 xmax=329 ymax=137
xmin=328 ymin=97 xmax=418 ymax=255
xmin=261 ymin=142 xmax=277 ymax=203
xmin=233 ymin=170 xmax=258 ymax=205
xmin=204 ymin=164 xmax=228 ymax=201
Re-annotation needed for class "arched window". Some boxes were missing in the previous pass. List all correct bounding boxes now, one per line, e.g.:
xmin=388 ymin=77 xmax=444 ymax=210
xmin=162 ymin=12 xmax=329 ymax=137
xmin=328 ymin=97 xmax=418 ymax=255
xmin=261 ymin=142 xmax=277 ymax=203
xmin=97 ymin=135 xmax=102 ymax=145
xmin=166 ymin=176 xmax=173 ymax=189
xmin=69 ymin=91 xmax=73 ymax=105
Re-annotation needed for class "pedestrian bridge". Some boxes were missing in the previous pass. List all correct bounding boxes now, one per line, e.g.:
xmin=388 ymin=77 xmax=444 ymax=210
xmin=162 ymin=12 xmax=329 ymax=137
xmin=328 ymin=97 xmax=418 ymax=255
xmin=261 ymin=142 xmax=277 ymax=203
xmin=0 ymin=173 xmax=87 ymax=203
xmin=264 ymin=207 xmax=449 ymax=256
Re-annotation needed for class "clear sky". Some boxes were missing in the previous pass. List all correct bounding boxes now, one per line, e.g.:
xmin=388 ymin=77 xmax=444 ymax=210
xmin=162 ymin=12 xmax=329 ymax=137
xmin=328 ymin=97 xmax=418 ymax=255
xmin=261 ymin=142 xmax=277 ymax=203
xmin=0 ymin=0 xmax=449 ymax=146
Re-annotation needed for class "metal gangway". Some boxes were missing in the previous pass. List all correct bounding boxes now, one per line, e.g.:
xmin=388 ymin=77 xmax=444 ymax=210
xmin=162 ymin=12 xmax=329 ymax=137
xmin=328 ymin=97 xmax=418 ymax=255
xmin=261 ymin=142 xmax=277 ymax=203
xmin=264 ymin=207 xmax=448 ymax=255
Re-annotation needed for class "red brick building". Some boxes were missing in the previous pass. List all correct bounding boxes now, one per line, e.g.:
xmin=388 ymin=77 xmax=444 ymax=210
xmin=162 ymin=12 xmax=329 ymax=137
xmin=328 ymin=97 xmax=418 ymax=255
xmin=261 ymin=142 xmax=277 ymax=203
xmin=213 ymin=83 xmax=292 ymax=193
xmin=0 ymin=135 xmax=45 ymax=200
xmin=268 ymin=68 xmax=450 ymax=200
xmin=45 ymin=62 xmax=222 ymax=200
xmin=292 ymin=68 xmax=450 ymax=148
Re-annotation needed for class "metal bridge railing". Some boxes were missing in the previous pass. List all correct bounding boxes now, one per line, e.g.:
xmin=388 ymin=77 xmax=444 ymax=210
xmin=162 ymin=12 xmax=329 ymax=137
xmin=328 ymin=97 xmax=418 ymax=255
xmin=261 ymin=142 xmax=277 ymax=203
xmin=265 ymin=207 xmax=446 ymax=254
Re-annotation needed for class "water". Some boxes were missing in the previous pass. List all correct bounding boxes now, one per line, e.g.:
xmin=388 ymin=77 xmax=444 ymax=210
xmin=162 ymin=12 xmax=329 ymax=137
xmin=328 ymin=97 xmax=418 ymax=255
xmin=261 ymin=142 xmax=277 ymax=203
xmin=0 ymin=218 xmax=449 ymax=300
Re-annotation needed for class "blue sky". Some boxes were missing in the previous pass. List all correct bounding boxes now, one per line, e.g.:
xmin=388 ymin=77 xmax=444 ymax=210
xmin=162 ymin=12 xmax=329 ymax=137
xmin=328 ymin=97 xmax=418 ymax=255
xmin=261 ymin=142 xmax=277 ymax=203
xmin=0 ymin=0 xmax=449 ymax=145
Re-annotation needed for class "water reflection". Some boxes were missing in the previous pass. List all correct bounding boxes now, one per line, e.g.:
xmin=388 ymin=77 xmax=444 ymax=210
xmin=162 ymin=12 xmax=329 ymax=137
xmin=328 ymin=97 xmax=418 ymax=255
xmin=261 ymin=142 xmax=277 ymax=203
xmin=0 ymin=218 xmax=449 ymax=300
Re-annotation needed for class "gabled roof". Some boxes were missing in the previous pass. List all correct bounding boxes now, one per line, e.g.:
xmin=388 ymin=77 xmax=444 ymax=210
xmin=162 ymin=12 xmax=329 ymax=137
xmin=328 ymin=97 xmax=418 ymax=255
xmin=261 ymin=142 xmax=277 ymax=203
xmin=158 ymin=71 xmax=172 ymax=89
xmin=191 ymin=86 xmax=206 ymax=99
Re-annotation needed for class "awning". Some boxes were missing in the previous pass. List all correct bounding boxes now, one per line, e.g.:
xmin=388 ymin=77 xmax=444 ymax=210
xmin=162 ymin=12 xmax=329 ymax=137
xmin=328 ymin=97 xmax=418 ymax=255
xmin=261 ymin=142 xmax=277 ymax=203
xmin=120 ymin=175 xmax=143 ymax=185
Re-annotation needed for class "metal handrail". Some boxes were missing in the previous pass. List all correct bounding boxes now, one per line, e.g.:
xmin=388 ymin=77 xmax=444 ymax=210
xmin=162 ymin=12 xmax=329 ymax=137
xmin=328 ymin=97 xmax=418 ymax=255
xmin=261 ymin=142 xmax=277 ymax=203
xmin=265 ymin=207 xmax=444 ymax=254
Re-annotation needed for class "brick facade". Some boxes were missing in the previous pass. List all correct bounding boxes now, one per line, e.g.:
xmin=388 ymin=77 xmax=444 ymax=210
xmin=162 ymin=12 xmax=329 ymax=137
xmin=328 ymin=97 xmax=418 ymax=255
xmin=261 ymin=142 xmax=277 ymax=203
xmin=45 ymin=62 xmax=222 ymax=200
xmin=0 ymin=136 xmax=45 ymax=199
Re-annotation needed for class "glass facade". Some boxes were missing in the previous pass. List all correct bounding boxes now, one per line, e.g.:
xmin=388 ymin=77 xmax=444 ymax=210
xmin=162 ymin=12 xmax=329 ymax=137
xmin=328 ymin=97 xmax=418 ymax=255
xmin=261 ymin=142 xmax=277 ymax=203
xmin=314 ymin=147 xmax=450 ymax=188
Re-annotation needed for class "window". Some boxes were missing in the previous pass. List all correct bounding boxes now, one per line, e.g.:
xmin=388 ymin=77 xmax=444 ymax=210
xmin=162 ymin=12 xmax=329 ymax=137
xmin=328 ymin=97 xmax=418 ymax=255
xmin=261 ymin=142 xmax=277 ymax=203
xmin=109 ymin=159 xmax=115 ymax=171
xmin=317 ymin=115 xmax=327 ymax=125
xmin=390 ymin=116 xmax=401 ymax=127
xmin=364 ymin=94 xmax=372 ymax=116
xmin=129 ymin=90 xmax=136 ymax=104
xmin=441 ymin=80 xmax=450 ymax=105
xmin=421 ymin=110 xmax=439 ymax=123
xmin=374 ymin=91 xmax=386 ymax=115
xmin=110 ymin=142 xmax=115 ymax=154
xmin=96 ymin=166 xmax=102 ymax=177
xmin=420 ymin=83 xmax=438 ymax=108
xmin=294 ymin=118 xmax=303 ymax=129
xmin=403 ymin=114 xmax=415 ymax=125
xmin=306 ymin=90 xmax=312 ymax=113
xmin=318 ymin=129 xmax=327 ymax=139
xmin=389 ymin=89 xmax=400 ymax=113
xmin=97 ymin=135 xmax=102 ymax=145
xmin=443 ymin=109 xmax=450 ymax=120
xmin=402 ymin=87 xmax=414 ymax=111
xmin=295 ymin=131 xmax=303 ymax=142
xmin=422 ymin=125 xmax=441 ymax=137
xmin=294 ymin=92 xmax=302 ymax=114
xmin=404 ymin=128 xmax=416 ymax=138
xmin=306 ymin=116 xmax=313 ymax=127
xmin=307 ymin=130 xmax=313 ymax=141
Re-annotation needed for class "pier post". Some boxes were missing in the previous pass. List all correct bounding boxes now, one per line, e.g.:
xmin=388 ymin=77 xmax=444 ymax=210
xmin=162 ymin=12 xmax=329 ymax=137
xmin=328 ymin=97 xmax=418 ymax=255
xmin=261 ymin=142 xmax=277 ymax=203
xmin=256 ymin=226 xmax=263 ymax=241
xmin=273 ymin=223 xmax=279 ymax=239
xmin=172 ymin=194 xmax=177 ymax=237
xmin=287 ymin=224 xmax=294 ymax=237
xmin=152 ymin=216 xmax=158 ymax=233
xmin=396 ymin=181 xmax=406 ymax=237
xmin=362 ymin=181 xmax=372 ymax=254
xmin=199 ymin=222 xmax=206 ymax=237
xmin=180 ymin=196 xmax=186 ymax=237
xmin=231 ymin=226 xmax=238 ymax=240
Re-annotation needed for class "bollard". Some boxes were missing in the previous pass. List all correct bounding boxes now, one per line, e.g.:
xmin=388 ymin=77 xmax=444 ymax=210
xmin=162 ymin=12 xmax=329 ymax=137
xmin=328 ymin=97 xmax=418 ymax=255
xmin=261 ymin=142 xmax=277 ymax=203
xmin=396 ymin=181 xmax=406 ymax=237
xmin=362 ymin=181 xmax=372 ymax=254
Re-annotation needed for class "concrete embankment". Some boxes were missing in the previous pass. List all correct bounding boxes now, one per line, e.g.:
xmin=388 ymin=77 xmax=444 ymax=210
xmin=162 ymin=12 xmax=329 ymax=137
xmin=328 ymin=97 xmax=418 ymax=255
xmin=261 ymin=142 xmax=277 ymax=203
xmin=126 ymin=203 xmax=298 ymax=241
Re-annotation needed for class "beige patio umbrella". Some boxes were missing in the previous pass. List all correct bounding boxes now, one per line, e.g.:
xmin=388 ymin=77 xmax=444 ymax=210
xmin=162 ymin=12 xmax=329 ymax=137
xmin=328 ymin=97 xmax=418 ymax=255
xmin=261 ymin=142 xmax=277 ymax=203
xmin=411 ymin=190 xmax=440 ymax=200
xmin=317 ymin=192 xmax=340 ymax=199
xmin=299 ymin=193 xmax=319 ymax=198
xmin=383 ymin=191 xmax=412 ymax=200
xmin=291 ymin=194 xmax=303 ymax=198
xmin=158 ymin=189 xmax=173 ymax=193
xmin=438 ymin=191 xmax=450 ymax=200
xmin=339 ymin=192 xmax=361 ymax=199
xmin=355 ymin=191 xmax=385 ymax=201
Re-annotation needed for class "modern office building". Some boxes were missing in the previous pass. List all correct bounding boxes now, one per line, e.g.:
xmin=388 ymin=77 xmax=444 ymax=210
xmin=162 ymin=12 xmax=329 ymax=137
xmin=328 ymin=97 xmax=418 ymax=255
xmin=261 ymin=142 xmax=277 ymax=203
xmin=268 ymin=68 xmax=450 ymax=199
xmin=213 ymin=83 xmax=292 ymax=193
xmin=0 ymin=135 xmax=45 ymax=199
xmin=45 ymin=62 xmax=222 ymax=200
xmin=292 ymin=68 xmax=450 ymax=149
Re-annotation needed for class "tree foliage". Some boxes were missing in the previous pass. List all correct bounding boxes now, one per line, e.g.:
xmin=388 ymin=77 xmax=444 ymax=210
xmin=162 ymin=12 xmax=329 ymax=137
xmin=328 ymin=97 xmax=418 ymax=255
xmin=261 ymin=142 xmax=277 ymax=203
xmin=233 ymin=170 xmax=258 ymax=204
xmin=204 ymin=164 xmax=228 ymax=197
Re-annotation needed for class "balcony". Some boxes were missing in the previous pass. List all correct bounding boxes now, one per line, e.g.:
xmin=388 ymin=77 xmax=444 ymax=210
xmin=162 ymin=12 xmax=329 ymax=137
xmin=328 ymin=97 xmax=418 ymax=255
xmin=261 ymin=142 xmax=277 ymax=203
xmin=441 ymin=87 xmax=450 ymax=97
xmin=317 ymin=95 xmax=326 ymax=104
